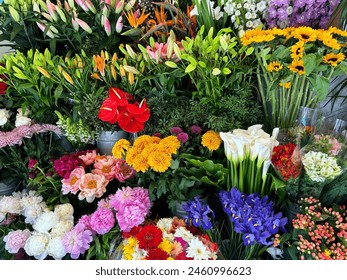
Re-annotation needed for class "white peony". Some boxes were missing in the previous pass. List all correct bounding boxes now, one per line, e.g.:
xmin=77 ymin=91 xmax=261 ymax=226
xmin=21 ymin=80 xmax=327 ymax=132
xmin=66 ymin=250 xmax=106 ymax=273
xmin=47 ymin=237 xmax=67 ymax=259
xmin=0 ymin=108 xmax=10 ymax=126
xmin=15 ymin=108 xmax=31 ymax=127
xmin=33 ymin=211 xmax=59 ymax=233
xmin=24 ymin=232 xmax=50 ymax=260
xmin=22 ymin=202 xmax=48 ymax=225
xmin=0 ymin=195 xmax=23 ymax=214
xmin=50 ymin=220 xmax=74 ymax=238
xmin=54 ymin=203 xmax=74 ymax=221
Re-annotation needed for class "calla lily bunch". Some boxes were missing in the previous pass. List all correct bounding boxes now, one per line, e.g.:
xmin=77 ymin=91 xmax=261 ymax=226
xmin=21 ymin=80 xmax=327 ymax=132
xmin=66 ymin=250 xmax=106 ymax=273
xmin=98 ymin=87 xmax=150 ymax=133
xmin=220 ymin=124 xmax=280 ymax=196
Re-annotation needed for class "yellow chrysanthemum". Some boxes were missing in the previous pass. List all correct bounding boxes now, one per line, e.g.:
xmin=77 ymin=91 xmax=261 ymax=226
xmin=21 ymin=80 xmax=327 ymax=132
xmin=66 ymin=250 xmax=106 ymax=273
xmin=112 ymin=139 xmax=131 ymax=159
xmin=148 ymin=151 xmax=172 ymax=172
xmin=323 ymin=52 xmax=345 ymax=67
xmin=151 ymin=136 xmax=162 ymax=144
xmin=288 ymin=60 xmax=305 ymax=75
xmin=201 ymin=130 xmax=222 ymax=151
xmin=290 ymin=41 xmax=305 ymax=59
xmin=133 ymin=135 xmax=154 ymax=150
xmin=130 ymin=153 xmax=149 ymax=172
xmin=291 ymin=26 xmax=317 ymax=43
xmin=279 ymin=81 xmax=291 ymax=88
xmin=267 ymin=61 xmax=283 ymax=72
xmin=158 ymin=239 xmax=173 ymax=254
xmin=158 ymin=136 xmax=181 ymax=155
xmin=141 ymin=143 xmax=159 ymax=158
xmin=125 ymin=146 xmax=143 ymax=165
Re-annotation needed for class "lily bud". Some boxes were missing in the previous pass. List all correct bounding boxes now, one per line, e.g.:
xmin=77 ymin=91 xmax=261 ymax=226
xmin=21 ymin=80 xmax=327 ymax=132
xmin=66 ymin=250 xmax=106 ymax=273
xmin=76 ymin=18 xmax=93 ymax=34
xmin=116 ymin=16 xmax=123 ymax=33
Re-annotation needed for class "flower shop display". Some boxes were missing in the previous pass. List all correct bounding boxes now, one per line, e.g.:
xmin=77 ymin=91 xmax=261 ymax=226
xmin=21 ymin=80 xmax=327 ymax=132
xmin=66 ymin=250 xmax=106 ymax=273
xmin=241 ymin=26 xmax=347 ymax=130
xmin=1 ymin=0 xmax=347 ymax=262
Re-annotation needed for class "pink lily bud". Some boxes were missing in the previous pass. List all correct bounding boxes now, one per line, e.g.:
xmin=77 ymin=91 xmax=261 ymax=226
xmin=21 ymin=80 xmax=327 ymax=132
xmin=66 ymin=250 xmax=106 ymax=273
xmin=75 ymin=0 xmax=89 ymax=11
xmin=72 ymin=11 xmax=79 ymax=30
xmin=46 ymin=0 xmax=58 ymax=21
xmin=42 ymin=12 xmax=53 ymax=21
xmin=103 ymin=16 xmax=111 ymax=36
xmin=104 ymin=0 xmax=111 ymax=5
xmin=115 ymin=0 xmax=124 ymax=14
xmin=116 ymin=16 xmax=123 ymax=33
xmin=75 ymin=18 xmax=93 ymax=33
xmin=64 ymin=0 xmax=71 ymax=12
xmin=37 ymin=22 xmax=55 ymax=38
xmin=84 ymin=0 xmax=96 ymax=13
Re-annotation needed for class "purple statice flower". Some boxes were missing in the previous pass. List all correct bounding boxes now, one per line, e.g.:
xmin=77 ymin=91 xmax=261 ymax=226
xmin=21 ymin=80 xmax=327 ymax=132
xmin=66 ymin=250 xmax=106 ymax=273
xmin=89 ymin=208 xmax=115 ymax=235
xmin=190 ymin=125 xmax=202 ymax=135
xmin=170 ymin=126 xmax=183 ymax=135
xmin=182 ymin=196 xmax=215 ymax=230
xmin=219 ymin=188 xmax=287 ymax=246
xmin=62 ymin=223 xmax=93 ymax=259
xmin=177 ymin=132 xmax=189 ymax=144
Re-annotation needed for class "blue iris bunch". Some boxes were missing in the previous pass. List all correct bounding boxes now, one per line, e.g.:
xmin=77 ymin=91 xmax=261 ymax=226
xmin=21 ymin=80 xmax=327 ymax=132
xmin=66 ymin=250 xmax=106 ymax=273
xmin=219 ymin=187 xmax=288 ymax=246
xmin=182 ymin=196 xmax=215 ymax=230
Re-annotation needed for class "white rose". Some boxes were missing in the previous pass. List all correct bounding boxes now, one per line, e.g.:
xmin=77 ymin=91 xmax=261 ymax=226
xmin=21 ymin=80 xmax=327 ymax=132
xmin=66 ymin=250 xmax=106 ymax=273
xmin=0 ymin=108 xmax=10 ymax=126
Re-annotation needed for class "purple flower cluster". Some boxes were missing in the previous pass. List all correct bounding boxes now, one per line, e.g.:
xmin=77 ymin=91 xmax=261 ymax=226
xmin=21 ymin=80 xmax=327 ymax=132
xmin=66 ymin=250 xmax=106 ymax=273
xmin=219 ymin=188 xmax=288 ymax=246
xmin=266 ymin=0 xmax=340 ymax=29
xmin=0 ymin=124 xmax=62 ymax=148
xmin=182 ymin=196 xmax=215 ymax=230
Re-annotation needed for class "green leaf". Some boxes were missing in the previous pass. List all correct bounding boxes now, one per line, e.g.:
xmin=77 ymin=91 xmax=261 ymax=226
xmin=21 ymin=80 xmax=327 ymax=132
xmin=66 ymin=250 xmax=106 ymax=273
xmin=303 ymin=54 xmax=317 ymax=76
xmin=54 ymin=85 xmax=63 ymax=103
xmin=164 ymin=61 xmax=178 ymax=68
xmin=315 ymin=76 xmax=330 ymax=102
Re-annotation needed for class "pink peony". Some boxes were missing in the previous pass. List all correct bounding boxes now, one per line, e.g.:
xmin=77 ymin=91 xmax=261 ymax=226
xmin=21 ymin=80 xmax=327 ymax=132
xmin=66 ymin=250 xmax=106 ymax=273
xmin=90 ymin=208 xmax=115 ymax=234
xmin=4 ymin=229 xmax=32 ymax=254
xmin=113 ymin=158 xmax=136 ymax=182
xmin=63 ymin=223 xmax=93 ymax=259
xmin=79 ymin=150 xmax=97 ymax=165
xmin=77 ymin=215 xmax=92 ymax=231
xmin=78 ymin=173 xmax=109 ymax=203
xmin=109 ymin=186 xmax=135 ymax=211
xmin=116 ymin=205 xmax=147 ymax=232
xmin=61 ymin=167 xmax=85 ymax=195
xmin=92 ymin=155 xmax=117 ymax=180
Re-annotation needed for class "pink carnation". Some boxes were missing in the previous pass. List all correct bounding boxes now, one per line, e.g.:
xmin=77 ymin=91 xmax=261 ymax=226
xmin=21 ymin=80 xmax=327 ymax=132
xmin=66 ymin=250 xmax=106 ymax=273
xmin=61 ymin=167 xmax=85 ymax=195
xmin=4 ymin=229 xmax=31 ymax=254
xmin=114 ymin=158 xmax=136 ymax=182
xmin=90 ymin=208 xmax=115 ymax=235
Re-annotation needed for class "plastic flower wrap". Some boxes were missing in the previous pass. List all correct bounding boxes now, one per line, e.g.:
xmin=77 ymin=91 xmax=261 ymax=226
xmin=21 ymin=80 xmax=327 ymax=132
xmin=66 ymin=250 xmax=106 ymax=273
xmin=288 ymin=197 xmax=347 ymax=260
xmin=118 ymin=216 xmax=219 ymax=260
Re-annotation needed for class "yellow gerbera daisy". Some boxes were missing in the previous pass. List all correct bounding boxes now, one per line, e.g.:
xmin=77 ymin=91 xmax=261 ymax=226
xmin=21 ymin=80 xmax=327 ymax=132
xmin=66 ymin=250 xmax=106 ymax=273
xmin=290 ymin=41 xmax=305 ymax=59
xmin=288 ymin=60 xmax=305 ymax=75
xmin=291 ymin=26 xmax=317 ymax=43
xmin=323 ymin=52 xmax=345 ymax=67
xmin=267 ymin=61 xmax=283 ymax=72
xmin=158 ymin=239 xmax=173 ymax=254
xmin=148 ymin=151 xmax=172 ymax=173
xmin=112 ymin=139 xmax=131 ymax=159
xmin=201 ymin=130 xmax=222 ymax=151
xmin=123 ymin=237 xmax=138 ymax=260
xmin=158 ymin=136 xmax=181 ymax=155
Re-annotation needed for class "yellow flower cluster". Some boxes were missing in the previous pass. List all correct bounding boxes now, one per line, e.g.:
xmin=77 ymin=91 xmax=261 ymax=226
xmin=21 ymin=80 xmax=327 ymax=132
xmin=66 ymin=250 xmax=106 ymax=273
xmin=241 ymin=26 xmax=347 ymax=74
xmin=112 ymin=135 xmax=181 ymax=173
xmin=201 ymin=130 xmax=222 ymax=151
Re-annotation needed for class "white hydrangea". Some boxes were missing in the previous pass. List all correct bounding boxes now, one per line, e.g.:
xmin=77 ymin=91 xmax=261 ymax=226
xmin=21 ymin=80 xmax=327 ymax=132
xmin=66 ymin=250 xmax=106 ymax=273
xmin=24 ymin=232 xmax=50 ymax=260
xmin=33 ymin=211 xmax=59 ymax=233
xmin=47 ymin=237 xmax=67 ymax=260
xmin=302 ymin=151 xmax=342 ymax=182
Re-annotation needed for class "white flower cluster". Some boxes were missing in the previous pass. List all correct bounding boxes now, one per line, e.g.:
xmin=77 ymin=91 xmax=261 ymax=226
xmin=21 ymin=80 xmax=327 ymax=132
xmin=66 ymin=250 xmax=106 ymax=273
xmin=0 ymin=108 xmax=31 ymax=127
xmin=0 ymin=190 xmax=74 ymax=259
xmin=302 ymin=151 xmax=342 ymax=183
xmin=223 ymin=0 xmax=269 ymax=36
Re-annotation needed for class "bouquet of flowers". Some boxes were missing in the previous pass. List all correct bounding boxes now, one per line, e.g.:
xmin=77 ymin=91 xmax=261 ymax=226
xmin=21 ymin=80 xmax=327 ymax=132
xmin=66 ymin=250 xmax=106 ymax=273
xmin=288 ymin=196 xmax=347 ymax=260
xmin=118 ymin=216 xmax=219 ymax=260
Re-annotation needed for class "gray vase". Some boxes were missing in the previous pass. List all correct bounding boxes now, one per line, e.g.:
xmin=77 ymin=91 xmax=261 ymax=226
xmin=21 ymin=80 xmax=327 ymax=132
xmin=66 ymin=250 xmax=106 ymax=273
xmin=97 ymin=130 xmax=129 ymax=155
xmin=0 ymin=177 xmax=20 ymax=196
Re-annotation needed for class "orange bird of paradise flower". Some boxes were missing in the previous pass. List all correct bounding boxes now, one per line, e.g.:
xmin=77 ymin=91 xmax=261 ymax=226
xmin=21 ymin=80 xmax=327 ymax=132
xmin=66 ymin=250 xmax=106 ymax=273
xmin=125 ymin=9 xmax=150 ymax=28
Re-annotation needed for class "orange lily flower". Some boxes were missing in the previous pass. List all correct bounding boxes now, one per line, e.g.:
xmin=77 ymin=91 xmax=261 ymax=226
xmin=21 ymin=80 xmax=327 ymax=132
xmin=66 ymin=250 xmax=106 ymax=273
xmin=125 ymin=9 xmax=150 ymax=28
xmin=93 ymin=54 xmax=106 ymax=76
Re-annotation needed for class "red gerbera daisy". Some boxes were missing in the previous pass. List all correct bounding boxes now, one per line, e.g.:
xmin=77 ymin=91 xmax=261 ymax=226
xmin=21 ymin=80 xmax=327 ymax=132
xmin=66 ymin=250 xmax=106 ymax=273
xmin=145 ymin=248 xmax=169 ymax=260
xmin=135 ymin=224 xmax=162 ymax=250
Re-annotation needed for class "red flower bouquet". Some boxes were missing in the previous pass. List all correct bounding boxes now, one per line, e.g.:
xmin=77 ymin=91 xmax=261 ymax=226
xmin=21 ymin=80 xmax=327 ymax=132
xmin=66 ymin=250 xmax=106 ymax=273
xmin=98 ymin=87 xmax=150 ymax=133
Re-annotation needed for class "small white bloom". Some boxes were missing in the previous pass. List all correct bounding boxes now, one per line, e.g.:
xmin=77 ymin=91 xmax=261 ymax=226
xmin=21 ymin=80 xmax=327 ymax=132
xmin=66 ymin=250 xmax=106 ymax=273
xmin=257 ymin=1 xmax=267 ymax=12
xmin=287 ymin=6 xmax=293 ymax=15
xmin=24 ymin=232 xmax=50 ymax=260
xmin=0 ymin=108 xmax=10 ymax=126
xmin=236 ymin=3 xmax=242 ymax=9
xmin=186 ymin=237 xmax=211 ymax=260
xmin=47 ymin=237 xmax=67 ymax=259
xmin=174 ymin=227 xmax=194 ymax=242
xmin=235 ymin=9 xmax=241 ymax=16
xmin=156 ymin=218 xmax=173 ymax=232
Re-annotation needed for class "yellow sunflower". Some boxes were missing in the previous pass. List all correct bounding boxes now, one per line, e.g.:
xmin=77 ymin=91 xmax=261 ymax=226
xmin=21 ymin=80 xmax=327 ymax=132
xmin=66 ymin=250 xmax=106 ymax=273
xmin=158 ymin=136 xmax=181 ymax=155
xmin=288 ymin=60 xmax=305 ymax=75
xmin=279 ymin=81 xmax=291 ymax=88
xmin=201 ymin=130 xmax=222 ymax=151
xmin=148 ymin=151 xmax=172 ymax=172
xmin=267 ymin=61 xmax=283 ymax=72
xmin=328 ymin=26 xmax=347 ymax=38
xmin=290 ymin=26 xmax=317 ymax=43
xmin=323 ymin=52 xmax=345 ymax=67
xmin=112 ymin=139 xmax=131 ymax=159
xmin=290 ymin=41 xmax=305 ymax=59
xmin=318 ymin=32 xmax=342 ymax=50
xmin=241 ymin=29 xmax=275 ymax=46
